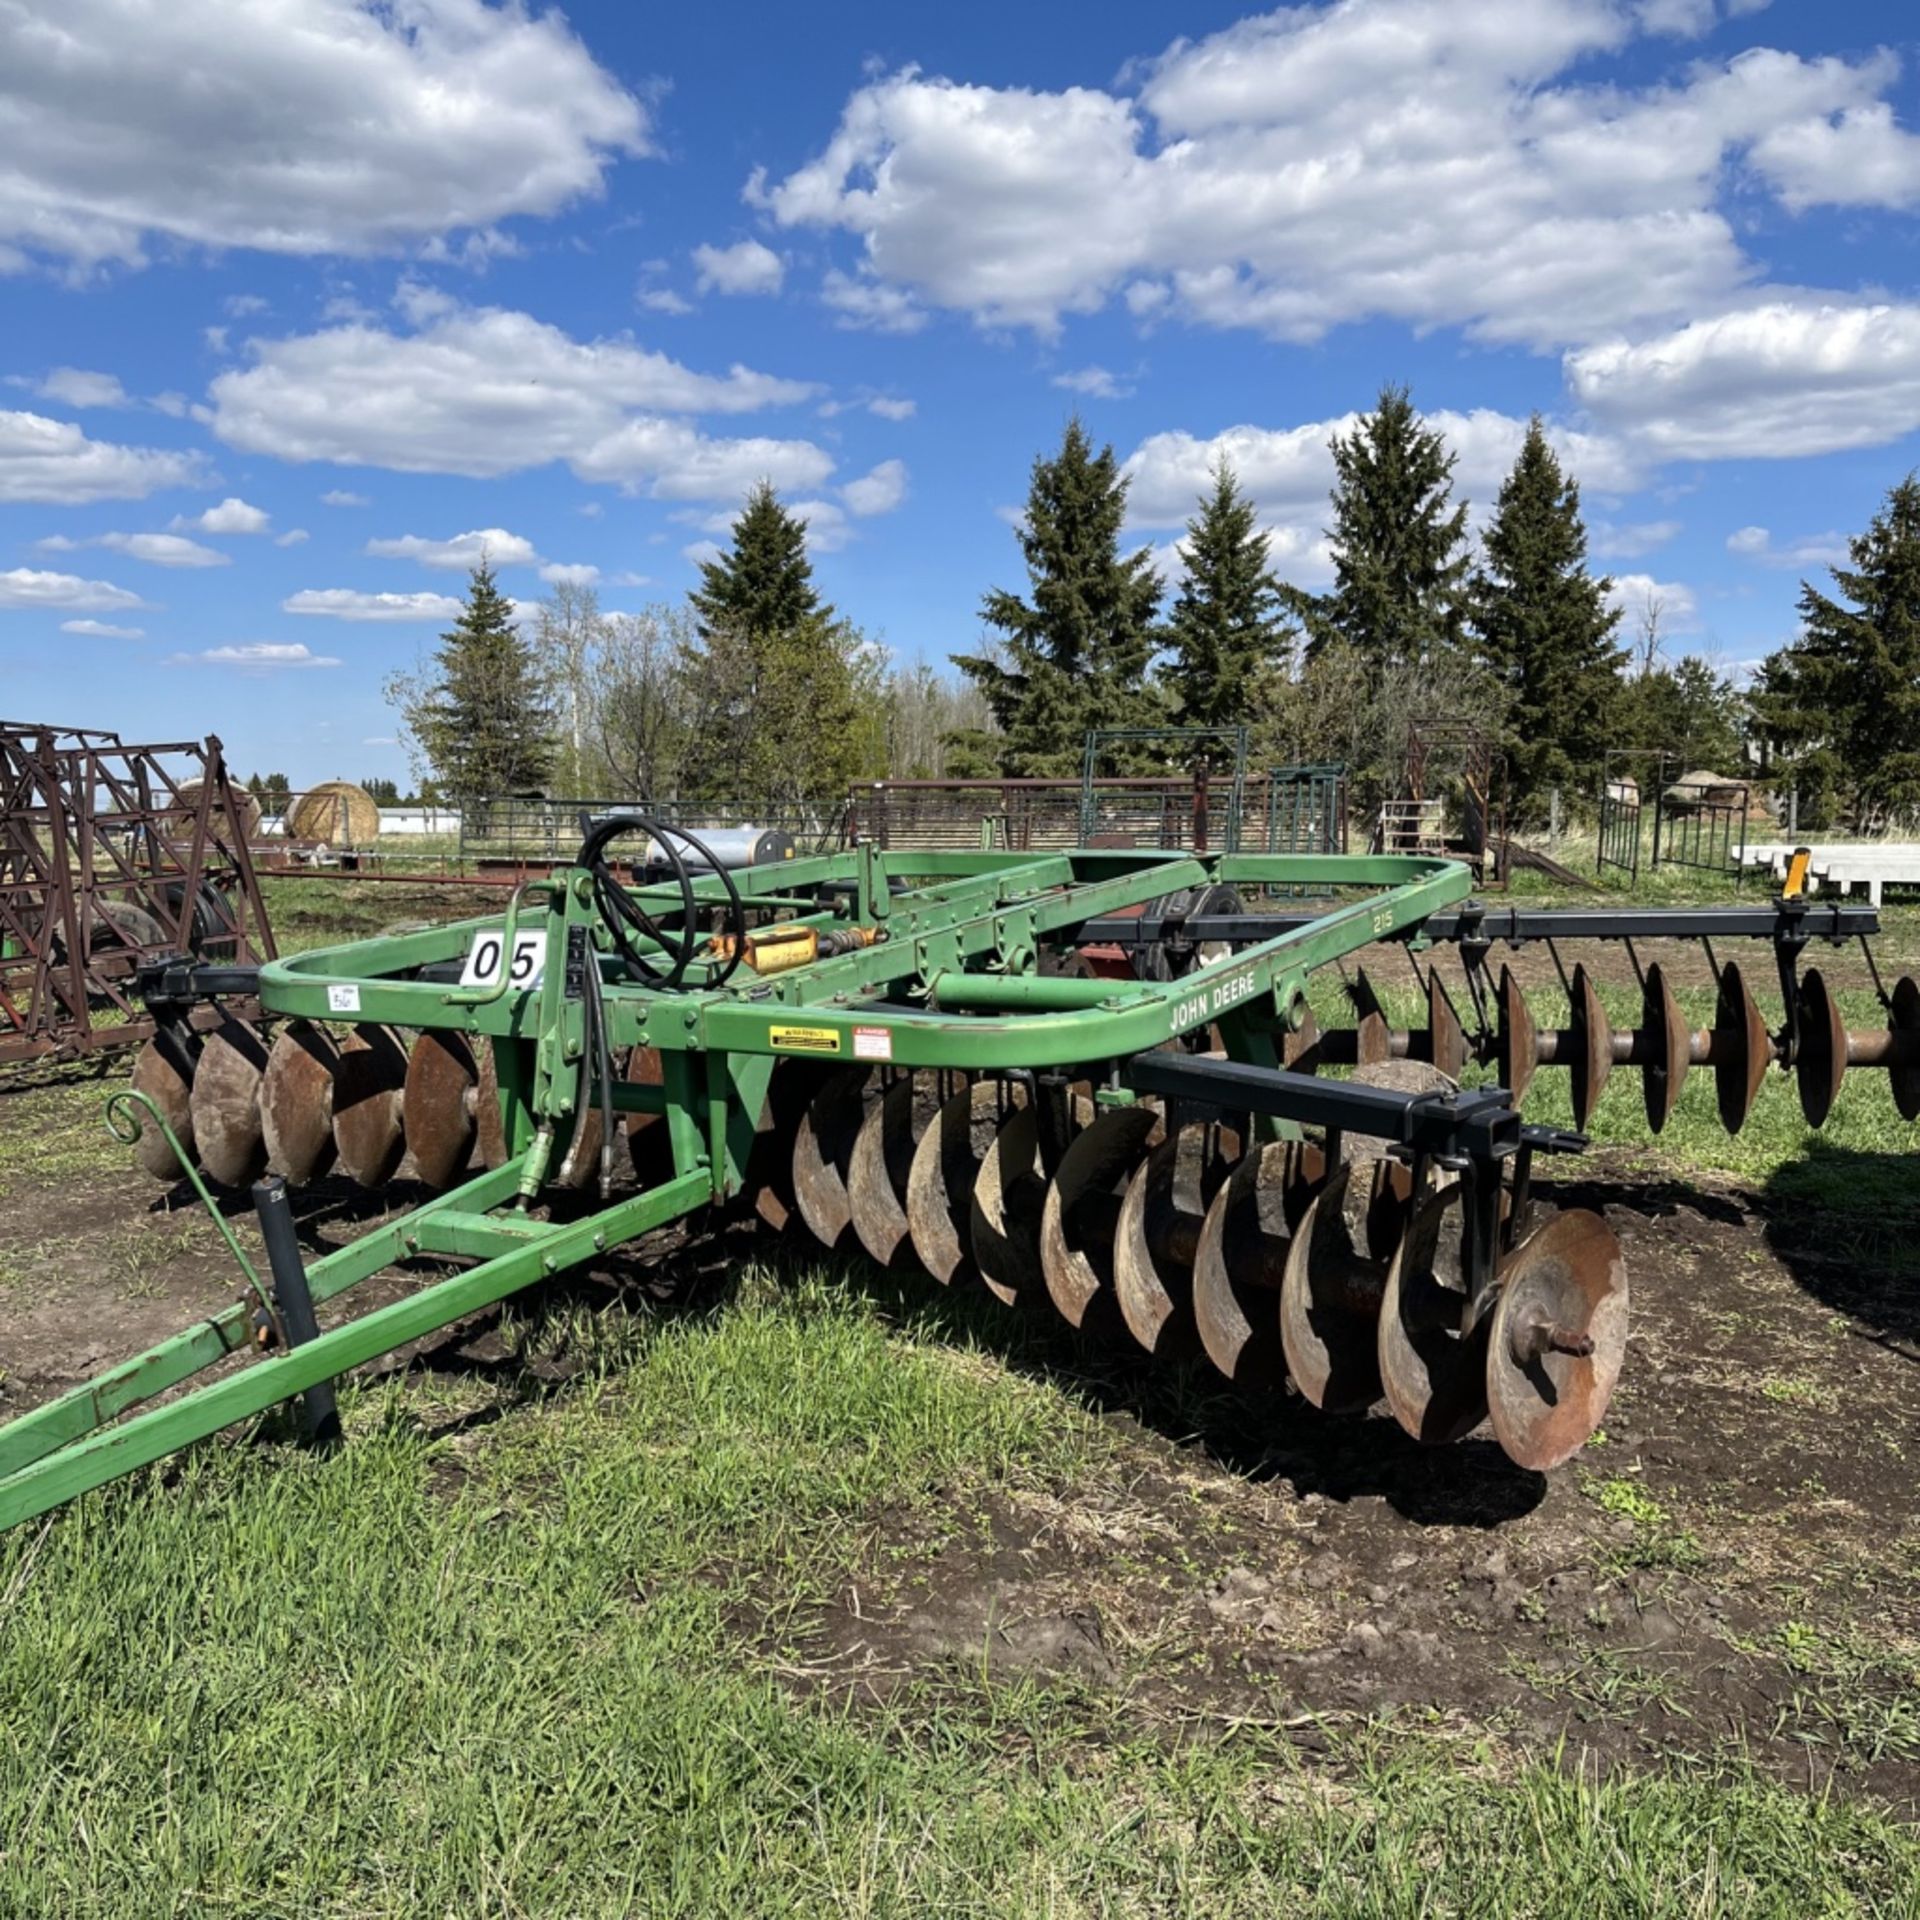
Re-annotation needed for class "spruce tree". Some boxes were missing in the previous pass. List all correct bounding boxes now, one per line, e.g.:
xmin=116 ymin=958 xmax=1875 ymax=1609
xmin=1470 ymin=418 xmax=1624 ymax=810
xmin=680 ymin=483 xmax=878 ymax=814
xmin=1293 ymin=384 xmax=1469 ymax=674
xmin=1752 ymin=474 xmax=1920 ymax=830
xmin=953 ymin=418 xmax=1164 ymax=776
xmin=1164 ymin=460 xmax=1288 ymax=729
xmin=689 ymin=480 xmax=832 ymax=639
xmin=403 ymin=561 xmax=554 ymax=805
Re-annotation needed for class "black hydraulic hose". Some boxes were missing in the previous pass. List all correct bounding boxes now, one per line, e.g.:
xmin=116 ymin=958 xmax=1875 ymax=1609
xmin=577 ymin=813 xmax=699 ymax=988
xmin=573 ymin=813 xmax=750 ymax=993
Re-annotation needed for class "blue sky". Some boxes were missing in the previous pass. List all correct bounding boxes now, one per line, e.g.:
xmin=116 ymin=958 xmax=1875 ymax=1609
xmin=3 ymin=0 xmax=1919 ymax=786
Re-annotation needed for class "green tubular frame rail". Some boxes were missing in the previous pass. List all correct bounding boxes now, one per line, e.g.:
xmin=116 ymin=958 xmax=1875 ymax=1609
xmin=0 ymin=844 xmax=1470 ymax=1532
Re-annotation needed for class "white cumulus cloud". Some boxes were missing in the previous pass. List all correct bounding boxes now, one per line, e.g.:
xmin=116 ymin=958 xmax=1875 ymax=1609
xmin=60 ymin=617 xmax=145 ymax=637
xmin=693 ymin=239 xmax=785 ymax=296
xmin=27 ymin=368 xmax=131 ymax=409
xmin=1724 ymin=524 xmax=1850 ymax=569
xmin=170 ymin=642 xmax=342 ymax=671
xmin=842 ymin=459 xmax=909 ymax=517
xmin=0 ymin=567 xmax=145 ymax=611
xmin=0 ymin=0 xmax=649 ymax=274
xmin=749 ymin=3 xmax=1920 ymax=352
xmin=283 ymin=588 xmax=464 ymax=622
xmin=176 ymin=495 xmax=271 ymax=535
xmin=0 ymin=409 xmax=206 ymax=504
xmin=538 ymin=562 xmax=600 ymax=586
xmin=321 ymin=489 xmax=369 ymax=508
xmin=365 ymin=528 xmax=539 ymax=570
xmin=207 ymin=304 xmax=830 ymax=500
xmin=1568 ymin=300 xmax=1920 ymax=460
xmin=42 ymin=530 xmax=228 ymax=568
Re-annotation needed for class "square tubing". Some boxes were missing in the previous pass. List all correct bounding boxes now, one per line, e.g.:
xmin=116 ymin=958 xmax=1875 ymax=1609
xmin=251 ymin=1177 xmax=341 ymax=1448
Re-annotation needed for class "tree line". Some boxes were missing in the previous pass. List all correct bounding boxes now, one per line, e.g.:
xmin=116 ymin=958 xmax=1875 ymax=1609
xmin=390 ymin=385 xmax=1916 ymax=833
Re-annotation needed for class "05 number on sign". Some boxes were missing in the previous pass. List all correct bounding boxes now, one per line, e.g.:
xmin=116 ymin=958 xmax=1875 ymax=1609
xmin=459 ymin=928 xmax=548 ymax=990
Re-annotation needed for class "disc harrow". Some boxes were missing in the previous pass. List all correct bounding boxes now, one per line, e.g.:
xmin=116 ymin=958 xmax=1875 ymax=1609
xmin=1 ymin=830 xmax=1912 ymax=1535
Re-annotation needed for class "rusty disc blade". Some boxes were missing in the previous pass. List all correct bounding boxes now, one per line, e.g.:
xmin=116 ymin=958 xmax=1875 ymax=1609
xmin=1796 ymin=966 xmax=1846 ymax=1128
xmin=1714 ymin=960 xmax=1771 ymax=1136
xmin=261 ymin=1020 xmax=340 ymax=1184
xmin=553 ymin=1052 xmax=619 ymax=1190
xmin=1192 ymin=1139 xmax=1325 ymax=1386
xmin=1378 ymin=1181 xmax=1495 ymax=1445
xmin=1039 ymin=1104 xmax=1162 ymax=1332
xmin=1497 ymin=965 xmax=1537 ymax=1107
xmin=906 ymin=1079 xmax=1027 ymax=1285
xmin=738 ymin=1058 xmax=820 ymax=1232
xmin=1569 ymin=964 xmax=1614 ymax=1129
xmin=402 ymin=1028 xmax=479 ymax=1190
xmin=848 ymin=1072 xmax=951 ymax=1271
xmin=475 ymin=1042 xmax=508 ymax=1170
xmin=129 ymin=1033 xmax=198 ymax=1181
xmin=1349 ymin=967 xmax=1390 ymax=1067
xmin=1426 ymin=970 xmax=1469 ymax=1080
xmin=1487 ymin=1209 xmax=1628 ymax=1471
xmin=1640 ymin=963 xmax=1689 ymax=1134
xmin=971 ymin=1103 xmax=1051 ymax=1307
xmin=624 ymin=1045 xmax=667 ymax=1184
xmin=188 ymin=1015 xmax=270 ymax=1189
xmin=1279 ymin=1162 xmax=1387 ymax=1411
xmin=1891 ymin=976 xmax=1920 ymax=1122
xmin=1114 ymin=1120 xmax=1241 ymax=1355
xmin=332 ymin=1024 xmax=409 ymax=1188
xmin=792 ymin=1067 xmax=873 ymax=1250
xmin=1282 ymin=1003 xmax=1322 ymax=1073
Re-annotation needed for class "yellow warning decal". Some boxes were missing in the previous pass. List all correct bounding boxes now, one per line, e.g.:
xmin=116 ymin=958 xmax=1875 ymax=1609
xmin=770 ymin=1024 xmax=843 ymax=1055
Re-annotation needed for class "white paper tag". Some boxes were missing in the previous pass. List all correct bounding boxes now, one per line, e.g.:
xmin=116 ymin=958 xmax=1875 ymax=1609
xmin=851 ymin=1025 xmax=893 ymax=1062
xmin=326 ymin=982 xmax=361 ymax=1014
xmin=460 ymin=927 xmax=547 ymax=991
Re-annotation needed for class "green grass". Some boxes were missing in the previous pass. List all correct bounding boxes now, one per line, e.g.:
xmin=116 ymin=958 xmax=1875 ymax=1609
xmin=1 ymin=1269 xmax=1914 ymax=1917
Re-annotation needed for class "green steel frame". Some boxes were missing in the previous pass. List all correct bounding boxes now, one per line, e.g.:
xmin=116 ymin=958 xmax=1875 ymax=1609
xmin=0 ymin=844 xmax=1469 ymax=1532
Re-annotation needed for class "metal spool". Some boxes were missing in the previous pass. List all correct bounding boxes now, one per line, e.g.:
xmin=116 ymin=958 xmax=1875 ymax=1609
xmin=1795 ymin=967 xmax=1847 ymax=1129
xmin=1486 ymin=1208 xmax=1628 ymax=1471
xmin=1496 ymin=965 xmax=1537 ymax=1105
xmin=1714 ymin=961 xmax=1771 ymax=1135
xmin=970 ymin=1102 xmax=1050 ymax=1307
xmin=1113 ymin=1120 xmax=1240 ymax=1355
xmin=906 ymin=1079 xmax=1028 ymax=1285
xmin=1641 ymin=963 xmax=1690 ymax=1134
xmin=1039 ymin=1104 xmax=1163 ymax=1332
xmin=402 ymin=1029 xmax=484 ymax=1190
xmin=188 ymin=1014 xmax=270 ymax=1189
xmin=1891 ymin=976 xmax=1920 ymax=1122
xmin=332 ymin=1025 xmax=410 ymax=1188
xmin=262 ymin=1020 xmax=341 ymax=1184
xmin=129 ymin=1033 xmax=198 ymax=1181
xmin=847 ymin=1072 xmax=953 ymax=1270
xmin=1192 ymin=1139 xmax=1325 ymax=1387
xmin=1279 ymin=1162 xmax=1386 ymax=1411
xmin=1347 ymin=968 xmax=1391 ymax=1068
xmin=1569 ymin=964 xmax=1614 ymax=1129
xmin=792 ymin=1067 xmax=874 ymax=1250
xmin=1426 ymin=970 xmax=1469 ymax=1080
xmin=1378 ymin=1181 xmax=1497 ymax=1446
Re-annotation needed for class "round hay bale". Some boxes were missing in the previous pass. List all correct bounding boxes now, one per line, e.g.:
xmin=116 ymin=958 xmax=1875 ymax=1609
xmin=286 ymin=780 xmax=381 ymax=845
xmin=164 ymin=780 xmax=263 ymax=845
xmin=1662 ymin=768 xmax=1748 ymax=812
